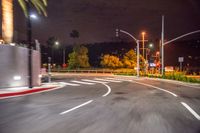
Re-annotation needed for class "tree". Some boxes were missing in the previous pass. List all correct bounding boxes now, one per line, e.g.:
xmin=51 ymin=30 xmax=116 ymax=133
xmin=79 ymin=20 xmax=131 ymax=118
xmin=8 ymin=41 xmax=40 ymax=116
xmin=68 ymin=45 xmax=90 ymax=69
xmin=139 ymin=55 xmax=146 ymax=70
xmin=1 ymin=0 xmax=47 ymax=43
xmin=76 ymin=46 xmax=90 ymax=68
xmin=122 ymin=49 xmax=146 ymax=70
xmin=70 ymin=30 xmax=79 ymax=39
xmin=2 ymin=0 xmax=14 ymax=43
xmin=68 ymin=51 xmax=78 ymax=69
xmin=18 ymin=0 xmax=47 ymax=17
xmin=70 ymin=30 xmax=79 ymax=44
xmin=123 ymin=49 xmax=137 ymax=69
xmin=101 ymin=54 xmax=123 ymax=69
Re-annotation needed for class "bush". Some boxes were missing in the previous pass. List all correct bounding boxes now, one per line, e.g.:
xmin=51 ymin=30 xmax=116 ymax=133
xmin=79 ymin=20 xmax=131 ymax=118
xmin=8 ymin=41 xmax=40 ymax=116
xmin=147 ymin=71 xmax=200 ymax=83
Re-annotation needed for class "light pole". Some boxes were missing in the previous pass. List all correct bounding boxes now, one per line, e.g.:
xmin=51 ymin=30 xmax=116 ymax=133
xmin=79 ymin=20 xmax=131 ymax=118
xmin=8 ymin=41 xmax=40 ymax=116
xmin=53 ymin=41 xmax=66 ymax=66
xmin=63 ymin=48 xmax=66 ymax=65
xmin=142 ymin=32 xmax=146 ymax=59
xmin=116 ymin=29 xmax=140 ymax=77
xmin=26 ymin=7 xmax=38 ymax=88
xmin=161 ymin=15 xmax=165 ymax=76
xmin=161 ymin=15 xmax=200 ymax=76
xmin=26 ymin=1 xmax=33 ymax=88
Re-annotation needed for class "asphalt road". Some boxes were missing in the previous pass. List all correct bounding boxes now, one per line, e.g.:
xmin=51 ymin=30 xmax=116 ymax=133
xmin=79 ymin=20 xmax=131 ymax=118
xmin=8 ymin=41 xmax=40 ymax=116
xmin=0 ymin=76 xmax=200 ymax=133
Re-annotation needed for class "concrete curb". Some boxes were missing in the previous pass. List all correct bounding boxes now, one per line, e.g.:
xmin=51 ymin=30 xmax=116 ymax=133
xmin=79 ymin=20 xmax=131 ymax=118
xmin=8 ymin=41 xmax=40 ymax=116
xmin=0 ymin=82 xmax=64 ymax=99
xmin=0 ymin=87 xmax=56 ymax=98
xmin=145 ymin=77 xmax=200 ymax=86
xmin=114 ymin=75 xmax=200 ymax=88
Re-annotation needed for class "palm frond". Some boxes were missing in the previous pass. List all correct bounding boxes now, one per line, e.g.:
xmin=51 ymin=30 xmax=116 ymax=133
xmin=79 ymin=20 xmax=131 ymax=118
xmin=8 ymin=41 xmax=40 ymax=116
xmin=18 ymin=0 xmax=47 ymax=17
xmin=18 ymin=0 xmax=28 ymax=17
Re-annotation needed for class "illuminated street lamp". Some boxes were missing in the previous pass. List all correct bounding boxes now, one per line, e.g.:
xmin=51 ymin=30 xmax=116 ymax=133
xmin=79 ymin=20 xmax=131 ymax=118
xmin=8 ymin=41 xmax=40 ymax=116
xmin=141 ymin=32 xmax=146 ymax=59
xmin=55 ymin=41 xmax=60 ymax=46
xmin=160 ymin=15 xmax=200 ymax=76
xmin=53 ymin=41 xmax=66 ymax=66
xmin=149 ymin=43 xmax=154 ymax=48
xmin=30 ymin=14 xmax=38 ymax=19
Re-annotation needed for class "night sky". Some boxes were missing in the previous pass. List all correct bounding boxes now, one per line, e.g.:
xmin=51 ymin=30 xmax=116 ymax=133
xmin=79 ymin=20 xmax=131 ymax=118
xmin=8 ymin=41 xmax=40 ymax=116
xmin=3 ymin=0 xmax=200 ymax=45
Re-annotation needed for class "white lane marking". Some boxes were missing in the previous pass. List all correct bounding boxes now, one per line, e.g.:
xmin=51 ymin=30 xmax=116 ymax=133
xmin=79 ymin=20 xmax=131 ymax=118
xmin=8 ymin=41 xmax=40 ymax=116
xmin=59 ymin=82 xmax=80 ymax=86
xmin=101 ymin=84 xmax=112 ymax=97
xmin=81 ymin=79 xmax=108 ymax=84
xmin=181 ymin=102 xmax=200 ymax=120
xmin=94 ymin=78 xmax=122 ymax=83
xmin=71 ymin=80 xmax=95 ymax=85
xmin=60 ymin=100 xmax=93 ymax=115
xmin=106 ymin=78 xmax=132 ymax=82
xmin=132 ymin=81 xmax=178 ymax=97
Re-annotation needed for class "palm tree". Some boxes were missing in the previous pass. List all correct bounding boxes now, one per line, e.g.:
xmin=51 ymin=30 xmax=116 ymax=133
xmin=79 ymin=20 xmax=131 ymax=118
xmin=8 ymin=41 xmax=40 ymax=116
xmin=1 ymin=0 xmax=47 ymax=43
xmin=70 ymin=30 xmax=80 ymax=44
xmin=2 ymin=0 xmax=13 ymax=43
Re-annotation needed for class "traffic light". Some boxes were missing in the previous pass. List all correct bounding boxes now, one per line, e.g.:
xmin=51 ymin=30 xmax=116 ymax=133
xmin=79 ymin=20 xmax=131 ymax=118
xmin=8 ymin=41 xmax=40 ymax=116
xmin=116 ymin=29 xmax=119 ymax=37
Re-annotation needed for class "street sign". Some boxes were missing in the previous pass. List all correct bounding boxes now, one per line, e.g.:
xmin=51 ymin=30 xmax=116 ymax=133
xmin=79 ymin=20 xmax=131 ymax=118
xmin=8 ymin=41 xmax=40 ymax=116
xmin=178 ymin=57 xmax=184 ymax=71
xmin=178 ymin=57 xmax=184 ymax=62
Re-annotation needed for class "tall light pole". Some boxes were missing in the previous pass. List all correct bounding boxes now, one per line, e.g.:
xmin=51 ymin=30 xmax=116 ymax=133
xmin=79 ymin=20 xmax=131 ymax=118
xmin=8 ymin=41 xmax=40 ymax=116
xmin=63 ymin=48 xmax=66 ymax=65
xmin=161 ymin=15 xmax=165 ymax=76
xmin=26 ymin=7 xmax=38 ymax=88
xmin=142 ymin=32 xmax=146 ymax=59
xmin=26 ymin=1 xmax=33 ymax=88
xmin=54 ymin=41 xmax=66 ymax=66
xmin=116 ymin=29 xmax=140 ymax=77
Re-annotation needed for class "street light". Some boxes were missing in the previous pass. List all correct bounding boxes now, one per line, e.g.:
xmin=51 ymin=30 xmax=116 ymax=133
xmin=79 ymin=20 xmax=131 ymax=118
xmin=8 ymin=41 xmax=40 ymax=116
xmin=141 ymin=31 xmax=146 ymax=59
xmin=30 ymin=14 xmax=38 ymax=19
xmin=26 ymin=1 xmax=33 ymax=88
xmin=160 ymin=15 xmax=200 ymax=76
xmin=116 ymin=29 xmax=140 ymax=77
xmin=55 ymin=41 xmax=59 ymax=46
xmin=26 ymin=5 xmax=39 ymax=88
xmin=53 ymin=41 xmax=66 ymax=67
xmin=149 ymin=43 xmax=154 ymax=48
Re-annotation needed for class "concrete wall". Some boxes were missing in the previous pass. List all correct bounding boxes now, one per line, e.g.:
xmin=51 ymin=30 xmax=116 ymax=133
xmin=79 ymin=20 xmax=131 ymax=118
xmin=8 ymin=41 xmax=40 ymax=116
xmin=0 ymin=45 xmax=41 ymax=88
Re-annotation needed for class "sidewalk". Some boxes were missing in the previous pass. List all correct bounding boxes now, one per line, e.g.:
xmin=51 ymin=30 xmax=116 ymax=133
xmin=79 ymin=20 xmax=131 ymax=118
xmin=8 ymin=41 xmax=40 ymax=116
xmin=115 ymin=75 xmax=200 ymax=88
xmin=0 ymin=82 xmax=64 ymax=99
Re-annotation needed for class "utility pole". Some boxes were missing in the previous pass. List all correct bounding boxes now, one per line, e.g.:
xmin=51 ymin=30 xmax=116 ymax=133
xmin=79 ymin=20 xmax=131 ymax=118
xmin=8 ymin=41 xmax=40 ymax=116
xmin=26 ymin=1 xmax=33 ymax=88
xmin=161 ymin=15 xmax=165 ymax=76
xmin=63 ymin=48 xmax=66 ymax=64
xmin=48 ymin=57 xmax=51 ymax=83
xmin=136 ymin=40 xmax=140 ymax=77
xmin=142 ymin=32 xmax=146 ymax=59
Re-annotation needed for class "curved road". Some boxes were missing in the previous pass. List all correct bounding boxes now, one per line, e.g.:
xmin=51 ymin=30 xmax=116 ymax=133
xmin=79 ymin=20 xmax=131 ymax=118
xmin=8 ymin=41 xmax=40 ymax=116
xmin=0 ymin=76 xmax=200 ymax=133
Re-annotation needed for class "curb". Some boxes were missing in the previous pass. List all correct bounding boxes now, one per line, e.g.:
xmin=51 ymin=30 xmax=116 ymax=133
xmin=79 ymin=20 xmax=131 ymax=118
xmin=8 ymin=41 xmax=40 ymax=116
xmin=145 ymin=77 xmax=200 ymax=86
xmin=0 ymin=86 xmax=57 ymax=99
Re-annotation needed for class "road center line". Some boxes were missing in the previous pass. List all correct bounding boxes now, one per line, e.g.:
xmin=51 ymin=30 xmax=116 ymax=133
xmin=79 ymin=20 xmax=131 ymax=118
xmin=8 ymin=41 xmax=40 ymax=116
xmin=181 ymin=102 xmax=200 ymax=120
xmin=131 ymin=81 xmax=178 ymax=97
xmin=101 ymin=83 xmax=111 ymax=97
xmin=60 ymin=100 xmax=93 ymax=115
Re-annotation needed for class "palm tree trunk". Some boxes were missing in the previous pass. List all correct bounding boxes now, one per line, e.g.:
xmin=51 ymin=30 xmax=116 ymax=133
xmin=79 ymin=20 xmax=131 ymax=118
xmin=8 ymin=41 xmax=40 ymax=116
xmin=2 ymin=0 xmax=13 ymax=43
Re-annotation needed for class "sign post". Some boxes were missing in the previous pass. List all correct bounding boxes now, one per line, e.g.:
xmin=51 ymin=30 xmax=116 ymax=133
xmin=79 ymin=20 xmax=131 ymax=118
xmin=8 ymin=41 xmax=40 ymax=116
xmin=48 ymin=57 xmax=51 ymax=83
xmin=178 ymin=57 xmax=184 ymax=71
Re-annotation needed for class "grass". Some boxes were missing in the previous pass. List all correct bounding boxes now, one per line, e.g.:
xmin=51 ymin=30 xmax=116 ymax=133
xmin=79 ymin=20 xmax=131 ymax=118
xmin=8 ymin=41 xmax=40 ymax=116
xmin=148 ymin=72 xmax=200 ymax=84
xmin=52 ymin=67 xmax=200 ymax=84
